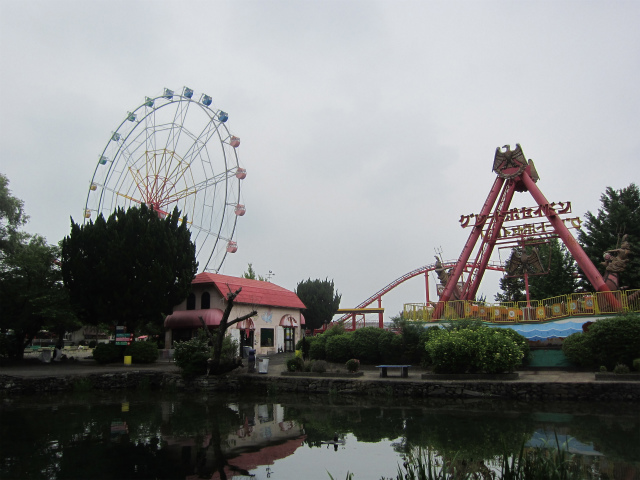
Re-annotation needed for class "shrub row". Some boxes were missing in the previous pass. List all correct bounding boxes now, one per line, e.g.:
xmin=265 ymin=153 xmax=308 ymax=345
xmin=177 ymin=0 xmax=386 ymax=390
xmin=300 ymin=324 xmax=441 ymax=366
xmin=92 ymin=341 xmax=159 ymax=364
xmin=300 ymin=321 xmax=529 ymax=373
xmin=562 ymin=313 xmax=640 ymax=370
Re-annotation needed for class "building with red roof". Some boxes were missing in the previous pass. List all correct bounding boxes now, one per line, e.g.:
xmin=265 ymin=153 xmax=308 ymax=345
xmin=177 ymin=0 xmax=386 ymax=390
xmin=164 ymin=273 xmax=306 ymax=355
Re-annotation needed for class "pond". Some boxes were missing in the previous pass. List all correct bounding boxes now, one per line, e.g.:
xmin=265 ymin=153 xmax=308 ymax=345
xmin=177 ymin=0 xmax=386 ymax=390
xmin=1 ymin=391 xmax=638 ymax=479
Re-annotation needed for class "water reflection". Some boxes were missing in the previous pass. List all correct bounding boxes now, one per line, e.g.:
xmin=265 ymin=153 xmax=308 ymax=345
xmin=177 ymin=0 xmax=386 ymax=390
xmin=1 ymin=393 xmax=638 ymax=479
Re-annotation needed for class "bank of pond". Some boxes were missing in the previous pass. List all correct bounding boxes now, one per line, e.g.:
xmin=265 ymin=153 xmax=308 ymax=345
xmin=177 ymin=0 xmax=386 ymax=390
xmin=1 ymin=391 xmax=638 ymax=479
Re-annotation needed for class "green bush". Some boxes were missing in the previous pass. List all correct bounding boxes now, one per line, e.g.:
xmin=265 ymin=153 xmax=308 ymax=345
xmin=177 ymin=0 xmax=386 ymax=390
xmin=426 ymin=327 xmax=523 ymax=374
xmin=613 ymin=363 xmax=631 ymax=374
xmin=309 ymin=334 xmax=328 ymax=360
xmin=125 ymin=341 xmax=158 ymax=364
xmin=213 ymin=330 xmax=239 ymax=364
xmin=378 ymin=330 xmax=403 ymax=364
xmin=419 ymin=326 xmax=443 ymax=366
xmin=92 ymin=343 xmax=126 ymax=364
xmin=345 ymin=358 xmax=360 ymax=372
xmin=400 ymin=321 xmax=430 ymax=364
xmin=173 ymin=331 xmax=210 ymax=378
xmin=634 ymin=358 xmax=640 ymax=372
xmin=296 ymin=336 xmax=311 ymax=359
xmin=286 ymin=356 xmax=304 ymax=372
xmin=587 ymin=314 xmax=640 ymax=369
xmin=325 ymin=334 xmax=353 ymax=363
xmin=426 ymin=329 xmax=477 ymax=373
xmin=562 ymin=314 xmax=640 ymax=369
xmin=492 ymin=328 xmax=530 ymax=364
xmin=351 ymin=327 xmax=384 ymax=364
xmin=562 ymin=332 xmax=592 ymax=367
xmin=311 ymin=359 xmax=327 ymax=373
xmin=88 ymin=340 xmax=97 ymax=349
xmin=477 ymin=329 xmax=524 ymax=374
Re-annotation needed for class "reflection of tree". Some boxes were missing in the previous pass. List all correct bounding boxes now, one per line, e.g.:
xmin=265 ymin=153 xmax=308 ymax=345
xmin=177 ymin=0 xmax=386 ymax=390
xmin=568 ymin=409 xmax=640 ymax=463
xmin=404 ymin=406 xmax=536 ymax=458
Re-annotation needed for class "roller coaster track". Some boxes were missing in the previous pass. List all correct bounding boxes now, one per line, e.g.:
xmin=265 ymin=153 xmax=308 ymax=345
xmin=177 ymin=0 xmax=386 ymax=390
xmin=336 ymin=260 xmax=504 ymax=324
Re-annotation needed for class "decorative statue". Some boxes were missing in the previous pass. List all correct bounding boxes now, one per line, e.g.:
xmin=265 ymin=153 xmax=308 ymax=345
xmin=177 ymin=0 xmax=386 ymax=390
xmin=434 ymin=256 xmax=461 ymax=301
xmin=434 ymin=256 xmax=450 ymax=286
xmin=506 ymin=246 xmax=545 ymax=276
xmin=602 ymin=234 xmax=631 ymax=290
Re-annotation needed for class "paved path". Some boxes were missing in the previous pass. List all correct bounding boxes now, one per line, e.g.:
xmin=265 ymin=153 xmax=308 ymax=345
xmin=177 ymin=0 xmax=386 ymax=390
xmin=0 ymin=352 xmax=599 ymax=383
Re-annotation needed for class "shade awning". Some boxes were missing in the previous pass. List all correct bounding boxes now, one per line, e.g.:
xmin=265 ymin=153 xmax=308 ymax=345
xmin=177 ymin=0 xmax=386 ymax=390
xmin=280 ymin=315 xmax=298 ymax=327
xmin=164 ymin=309 xmax=224 ymax=328
xmin=300 ymin=313 xmax=305 ymax=325
xmin=236 ymin=318 xmax=255 ymax=330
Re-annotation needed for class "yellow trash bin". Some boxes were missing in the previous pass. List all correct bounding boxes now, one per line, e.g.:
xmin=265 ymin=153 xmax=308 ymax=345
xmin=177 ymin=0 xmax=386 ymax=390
xmin=124 ymin=355 xmax=132 ymax=365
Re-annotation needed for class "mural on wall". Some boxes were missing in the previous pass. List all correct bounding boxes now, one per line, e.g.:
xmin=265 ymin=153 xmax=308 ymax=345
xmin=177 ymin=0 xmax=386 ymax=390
xmin=261 ymin=310 xmax=273 ymax=323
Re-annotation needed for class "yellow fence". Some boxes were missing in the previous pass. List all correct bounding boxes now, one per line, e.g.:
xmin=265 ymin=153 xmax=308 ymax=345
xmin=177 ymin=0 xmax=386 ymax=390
xmin=403 ymin=289 xmax=640 ymax=323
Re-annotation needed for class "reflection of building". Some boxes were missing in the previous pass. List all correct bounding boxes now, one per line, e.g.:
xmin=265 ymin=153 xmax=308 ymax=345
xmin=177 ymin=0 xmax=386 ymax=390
xmin=158 ymin=401 xmax=305 ymax=480
xmin=164 ymin=273 xmax=306 ymax=355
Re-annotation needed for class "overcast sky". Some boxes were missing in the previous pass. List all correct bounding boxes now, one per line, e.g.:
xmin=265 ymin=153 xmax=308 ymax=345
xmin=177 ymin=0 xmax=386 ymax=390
xmin=1 ymin=0 xmax=638 ymax=321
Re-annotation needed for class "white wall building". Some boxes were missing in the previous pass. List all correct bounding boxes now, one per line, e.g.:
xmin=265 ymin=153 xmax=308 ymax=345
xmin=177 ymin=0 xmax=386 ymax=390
xmin=164 ymin=273 xmax=306 ymax=356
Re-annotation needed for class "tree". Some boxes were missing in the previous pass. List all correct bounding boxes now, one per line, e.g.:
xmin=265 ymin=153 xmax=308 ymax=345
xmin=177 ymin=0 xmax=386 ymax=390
xmin=528 ymin=239 xmax=577 ymax=299
xmin=0 ymin=173 xmax=29 ymax=256
xmin=0 ymin=236 xmax=78 ymax=359
xmin=496 ymin=239 xmax=577 ymax=302
xmin=60 ymin=204 xmax=198 ymax=334
xmin=494 ymin=271 xmax=526 ymax=303
xmin=295 ymin=278 xmax=341 ymax=330
xmin=577 ymin=183 xmax=640 ymax=291
xmin=199 ymin=286 xmax=257 ymax=375
xmin=242 ymin=263 xmax=266 ymax=281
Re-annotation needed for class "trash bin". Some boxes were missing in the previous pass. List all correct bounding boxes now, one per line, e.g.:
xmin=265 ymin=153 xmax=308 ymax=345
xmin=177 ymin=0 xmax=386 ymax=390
xmin=243 ymin=346 xmax=251 ymax=358
xmin=257 ymin=357 xmax=269 ymax=374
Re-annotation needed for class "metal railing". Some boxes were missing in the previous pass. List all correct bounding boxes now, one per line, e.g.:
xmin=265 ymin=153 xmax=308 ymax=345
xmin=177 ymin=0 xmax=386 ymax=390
xmin=403 ymin=289 xmax=640 ymax=323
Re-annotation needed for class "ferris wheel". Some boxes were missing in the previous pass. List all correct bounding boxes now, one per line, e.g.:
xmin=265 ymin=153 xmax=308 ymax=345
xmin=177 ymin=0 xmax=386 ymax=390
xmin=84 ymin=87 xmax=246 ymax=272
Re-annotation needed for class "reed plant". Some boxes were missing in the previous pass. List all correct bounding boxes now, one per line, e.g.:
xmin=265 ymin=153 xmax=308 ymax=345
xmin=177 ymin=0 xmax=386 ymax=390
xmin=328 ymin=433 xmax=583 ymax=480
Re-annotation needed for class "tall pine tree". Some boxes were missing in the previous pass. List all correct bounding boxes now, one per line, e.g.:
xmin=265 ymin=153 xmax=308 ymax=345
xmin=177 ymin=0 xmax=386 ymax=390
xmin=295 ymin=278 xmax=341 ymax=330
xmin=577 ymin=183 xmax=640 ymax=291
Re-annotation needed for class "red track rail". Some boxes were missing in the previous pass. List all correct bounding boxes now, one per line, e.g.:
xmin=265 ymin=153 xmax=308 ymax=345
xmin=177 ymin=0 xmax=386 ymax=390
xmin=335 ymin=261 xmax=504 ymax=324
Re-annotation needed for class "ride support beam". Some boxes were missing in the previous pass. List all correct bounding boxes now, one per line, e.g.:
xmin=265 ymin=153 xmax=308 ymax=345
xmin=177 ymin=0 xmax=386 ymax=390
xmin=463 ymin=178 xmax=517 ymax=300
xmin=520 ymin=172 xmax=610 ymax=293
xmin=425 ymin=272 xmax=430 ymax=305
xmin=434 ymin=176 xmax=506 ymax=318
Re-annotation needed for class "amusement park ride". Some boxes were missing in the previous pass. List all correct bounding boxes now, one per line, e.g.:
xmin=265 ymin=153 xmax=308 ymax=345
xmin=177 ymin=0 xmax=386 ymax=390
xmin=84 ymin=87 xmax=246 ymax=273
xmin=337 ymin=144 xmax=628 ymax=329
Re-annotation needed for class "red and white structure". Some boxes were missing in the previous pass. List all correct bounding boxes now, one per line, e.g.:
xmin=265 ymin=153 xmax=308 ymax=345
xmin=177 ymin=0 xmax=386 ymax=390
xmin=165 ymin=273 xmax=306 ymax=355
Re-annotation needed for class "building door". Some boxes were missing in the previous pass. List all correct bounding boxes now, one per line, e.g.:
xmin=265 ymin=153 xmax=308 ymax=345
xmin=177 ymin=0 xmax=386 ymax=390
xmin=283 ymin=327 xmax=295 ymax=353
xmin=240 ymin=330 xmax=255 ymax=357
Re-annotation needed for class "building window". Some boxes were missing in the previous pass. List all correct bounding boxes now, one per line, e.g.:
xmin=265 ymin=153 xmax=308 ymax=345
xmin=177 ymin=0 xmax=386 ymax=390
xmin=260 ymin=328 xmax=274 ymax=347
xmin=201 ymin=292 xmax=210 ymax=309
xmin=186 ymin=293 xmax=196 ymax=310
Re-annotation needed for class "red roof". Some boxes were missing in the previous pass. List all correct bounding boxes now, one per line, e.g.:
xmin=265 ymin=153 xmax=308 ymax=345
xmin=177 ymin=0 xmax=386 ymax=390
xmin=165 ymin=309 xmax=224 ymax=328
xmin=193 ymin=273 xmax=306 ymax=310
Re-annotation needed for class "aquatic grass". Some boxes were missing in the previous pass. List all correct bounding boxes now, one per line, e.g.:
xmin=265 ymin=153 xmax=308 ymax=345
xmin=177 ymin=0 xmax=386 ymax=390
xmin=328 ymin=433 xmax=582 ymax=480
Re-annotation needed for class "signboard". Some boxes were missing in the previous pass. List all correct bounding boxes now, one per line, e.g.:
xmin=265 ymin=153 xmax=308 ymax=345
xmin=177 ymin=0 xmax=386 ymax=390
xmin=115 ymin=332 xmax=133 ymax=346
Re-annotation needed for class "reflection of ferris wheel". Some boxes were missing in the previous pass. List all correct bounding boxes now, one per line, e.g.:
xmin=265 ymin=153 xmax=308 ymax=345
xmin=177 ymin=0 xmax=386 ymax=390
xmin=84 ymin=87 xmax=246 ymax=272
